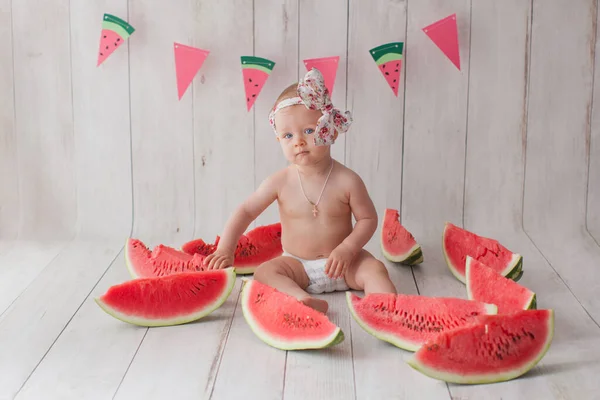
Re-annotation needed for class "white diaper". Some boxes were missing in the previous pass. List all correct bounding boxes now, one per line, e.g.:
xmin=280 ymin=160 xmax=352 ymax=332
xmin=283 ymin=250 xmax=350 ymax=294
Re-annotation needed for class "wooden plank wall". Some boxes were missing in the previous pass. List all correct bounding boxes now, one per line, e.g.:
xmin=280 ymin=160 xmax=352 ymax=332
xmin=1 ymin=0 xmax=600 ymax=399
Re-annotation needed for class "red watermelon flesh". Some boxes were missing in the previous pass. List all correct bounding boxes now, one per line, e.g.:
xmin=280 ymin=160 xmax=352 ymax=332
xmin=378 ymin=61 xmax=402 ymax=96
xmin=442 ymin=223 xmax=523 ymax=284
xmin=243 ymin=68 xmax=269 ymax=111
xmin=381 ymin=208 xmax=422 ymax=265
xmin=97 ymin=29 xmax=124 ymax=66
xmin=347 ymin=292 xmax=497 ymax=352
xmin=407 ymin=309 xmax=554 ymax=384
xmin=241 ymin=279 xmax=344 ymax=350
xmin=181 ymin=223 xmax=283 ymax=274
xmin=466 ymin=256 xmax=536 ymax=313
xmin=95 ymin=269 xmax=236 ymax=327
xmin=126 ymin=238 xmax=207 ymax=279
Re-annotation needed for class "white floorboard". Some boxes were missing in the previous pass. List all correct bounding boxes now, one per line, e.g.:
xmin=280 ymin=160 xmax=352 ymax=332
xmin=0 ymin=240 xmax=123 ymax=400
xmin=14 ymin=247 xmax=141 ymax=400
xmin=0 ymin=241 xmax=69 ymax=318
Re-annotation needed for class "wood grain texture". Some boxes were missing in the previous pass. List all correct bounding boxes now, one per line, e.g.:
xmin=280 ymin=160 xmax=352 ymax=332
xmin=0 ymin=241 xmax=123 ymax=400
xmin=129 ymin=0 xmax=195 ymax=245
xmin=71 ymin=1 xmax=132 ymax=240
xmin=298 ymin=0 xmax=348 ymax=164
xmin=523 ymin=0 xmax=600 ymax=323
xmin=114 ymin=281 xmax=242 ymax=400
xmin=523 ymin=0 xmax=594 ymax=233
xmin=464 ymin=0 xmax=530 ymax=235
xmin=209 ymin=279 xmax=286 ymax=400
xmin=11 ymin=0 xmax=76 ymax=241
xmin=283 ymin=292 xmax=354 ymax=400
xmin=0 ymin=0 xmax=18 ymax=243
xmin=401 ymin=0 xmax=471 ymax=297
xmin=346 ymin=1 xmax=448 ymax=398
xmin=456 ymin=2 xmax=600 ymax=398
xmin=192 ymin=0 xmax=254 ymax=241
xmin=254 ymin=0 xmax=298 ymax=227
xmin=13 ymin=247 xmax=144 ymax=400
xmin=588 ymin=0 xmax=600 ymax=243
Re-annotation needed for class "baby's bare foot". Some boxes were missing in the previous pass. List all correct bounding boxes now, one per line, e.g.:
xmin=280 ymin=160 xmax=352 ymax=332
xmin=300 ymin=297 xmax=329 ymax=314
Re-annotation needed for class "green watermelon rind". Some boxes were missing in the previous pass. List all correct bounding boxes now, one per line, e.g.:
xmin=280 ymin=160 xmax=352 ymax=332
xmin=240 ymin=280 xmax=344 ymax=350
xmin=381 ymin=243 xmax=422 ymax=265
xmin=442 ymin=222 xmax=523 ymax=284
xmin=406 ymin=310 xmax=555 ymax=384
xmin=241 ymin=56 xmax=275 ymax=73
xmin=465 ymin=256 xmax=536 ymax=311
xmin=374 ymin=52 xmax=403 ymax=66
xmin=346 ymin=292 xmax=498 ymax=352
xmin=94 ymin=268 xmax=237 ymax=327
xmin=370 ymin=42 xmax=404 ymax=64
xmin=102 ymin=14 xmax=135 ymax=37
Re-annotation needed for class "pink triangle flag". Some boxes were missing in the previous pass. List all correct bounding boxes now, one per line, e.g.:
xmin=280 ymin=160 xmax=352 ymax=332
xmin=174 ymin=43 xmax=209 ymax=100
xmin=423 ymin=14 xmax=460 ymax=70
xmin=303 ymin=56 xmax=340 ymax=95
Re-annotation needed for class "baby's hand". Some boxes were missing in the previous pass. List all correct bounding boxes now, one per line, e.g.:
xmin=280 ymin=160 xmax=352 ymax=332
xmin=203 ymin=249 xmax=234 ymax=270
xmin=325 ymin=243 xmax=357 ymax=279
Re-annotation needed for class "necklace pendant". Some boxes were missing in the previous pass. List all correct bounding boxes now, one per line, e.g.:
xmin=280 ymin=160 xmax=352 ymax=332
xmin=312 ymin=205 xmax=318 ymax=217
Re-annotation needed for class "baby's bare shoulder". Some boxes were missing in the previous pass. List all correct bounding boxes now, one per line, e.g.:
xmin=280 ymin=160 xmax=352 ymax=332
xmin=335 ymin=163 xmax=365 ymax=189
xmin=260 ymin=166 xmax=291 ymax=191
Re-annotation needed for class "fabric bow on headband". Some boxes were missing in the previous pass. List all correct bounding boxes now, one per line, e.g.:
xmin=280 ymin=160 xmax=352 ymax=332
xmin=268 ymin=68 xmax=353 ymax=146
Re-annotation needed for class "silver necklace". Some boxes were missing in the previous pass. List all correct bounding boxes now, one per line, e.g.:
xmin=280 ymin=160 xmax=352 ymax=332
xmin=296 ymin=159 xmax=334 ymax=217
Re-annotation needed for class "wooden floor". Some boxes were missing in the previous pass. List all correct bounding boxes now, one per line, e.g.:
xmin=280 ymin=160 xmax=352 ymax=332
xmin=2 ymin=0 xmax=600 ymax=398
xmin=1 ymin=230 xmax=600 ymax=400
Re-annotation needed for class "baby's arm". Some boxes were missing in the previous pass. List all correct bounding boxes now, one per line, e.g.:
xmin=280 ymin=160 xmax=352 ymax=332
xmin=325 ymin=171 xmax=377 ymax=278
xmin=204 ymin=172 xmax=281 ymax=269
xmin=341 ymin=172 xmax=378 ymax=254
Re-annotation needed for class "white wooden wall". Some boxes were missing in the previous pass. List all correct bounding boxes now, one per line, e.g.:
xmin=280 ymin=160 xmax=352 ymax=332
xmin=1 ymin=0 xmax=600 ymax=399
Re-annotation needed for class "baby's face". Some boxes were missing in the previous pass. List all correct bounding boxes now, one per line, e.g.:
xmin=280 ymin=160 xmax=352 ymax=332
xmin=274 ymin=105 xmax=334 ymax=165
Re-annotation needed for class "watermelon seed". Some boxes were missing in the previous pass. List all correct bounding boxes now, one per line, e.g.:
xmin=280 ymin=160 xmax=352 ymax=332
xmin=249 ymin=78 xmax=253 ymax=82
xmin=255 ymin=84 xmax=259 ymax=87
xmin=117 ymin=38 xmax=120 ymax=41
xmin=106 ymin=46 xmax=109 ymax=50
xmin=252 ymin=94 xmax=256 ymax=98
xmin=395 ymin=69 xmax=399 ymax=72
xmin=103 ymin=35 xmax=107 ymax=38
xmin=385 ymin=72 xmax=390 ymax=76
xmin=100 ymin=53 xmax=103 ymax=56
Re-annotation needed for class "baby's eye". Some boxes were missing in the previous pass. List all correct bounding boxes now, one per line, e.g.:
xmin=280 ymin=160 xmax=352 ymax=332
xmin=304 ymin=128 xmax=314 ymax=134
xmin=284 ymin=133 xmax=293 ymax=139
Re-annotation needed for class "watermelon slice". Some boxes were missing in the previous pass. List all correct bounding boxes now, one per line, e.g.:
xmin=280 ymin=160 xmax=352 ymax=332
xmin=181 ymin=223 xmax=283 ymax=274
xmin=241 ymin=56 xmax=275 ymax=111
xmin=95 ymin=269 xmax=236 ymax=327
xmin=97 ymin=14 xmax=135 ymax=66
xmin=380 ymin=208 xmax=422 ymax=265
xmin=407 ymin=309 xmax=554 ymax=384
xmin=369 ymin=42 xmax=403 ymax=96
xmin=126 ymin=238 xmax=207 ymax=279
xmin=241 ymin=279 xmax=344 ymax=350
xmin=442 ymin=223 xmax=523 ymax=284
xmin=346 ymin=292 xmax=497 ymax=352
xmin=466 ymin=256 xmax=536 ymax=313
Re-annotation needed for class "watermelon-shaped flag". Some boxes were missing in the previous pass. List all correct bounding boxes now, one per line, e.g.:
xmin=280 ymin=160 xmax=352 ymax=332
xmin=303 ymin=56 xmax=339 ymax=96
xmin=174 ymin=43 xmax=209 ymax=100
xmin=423 ymin=14 xmax=461 ymax=70
xmin=241 ymin=56 xmax=275 ymax=111
xmin=97 ymin=14 xmax=135 ymax=67
xmin=369 ymin=42 xmax=404 ymax=97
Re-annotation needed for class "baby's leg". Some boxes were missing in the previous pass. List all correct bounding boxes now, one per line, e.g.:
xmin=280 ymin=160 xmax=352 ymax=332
xmin=254 ymin=256 xmax=329 ymax=314
xmin=344 ymin=250 xmax=397 ymax=294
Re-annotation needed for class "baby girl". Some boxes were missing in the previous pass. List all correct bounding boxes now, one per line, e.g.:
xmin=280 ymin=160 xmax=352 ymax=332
xmin=203 ymin=68 xmax=397 ymax=314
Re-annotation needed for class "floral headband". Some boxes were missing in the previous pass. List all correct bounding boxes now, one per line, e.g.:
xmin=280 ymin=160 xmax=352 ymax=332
xmin=268 ymin=68 xmax=353 ymax=146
